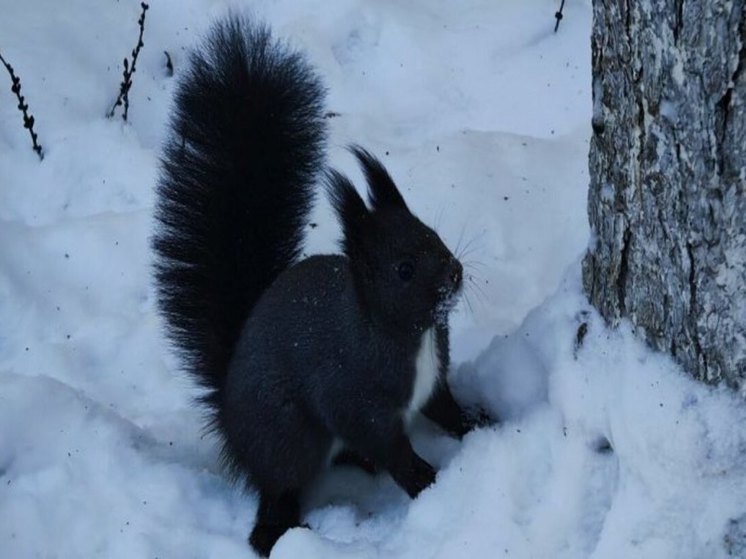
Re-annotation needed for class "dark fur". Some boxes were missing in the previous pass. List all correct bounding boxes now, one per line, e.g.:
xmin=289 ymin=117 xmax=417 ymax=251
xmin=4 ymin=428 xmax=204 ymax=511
xmin=154 ymin=17 xmax=477 ymax=557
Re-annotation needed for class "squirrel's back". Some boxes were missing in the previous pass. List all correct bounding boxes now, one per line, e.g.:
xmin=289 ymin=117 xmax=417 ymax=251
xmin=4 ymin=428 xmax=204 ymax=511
xmin=153 ymin=17 xmax=327 ymax=411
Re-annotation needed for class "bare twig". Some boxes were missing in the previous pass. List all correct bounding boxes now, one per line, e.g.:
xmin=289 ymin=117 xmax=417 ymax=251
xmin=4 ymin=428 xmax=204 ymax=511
xmin=108 ymin=2 xmax=150 ymax=121
xmin=0 ymin=52 xmax=43 ymax=160
xmin=554 ymin=0 xmax=566 ymax=33
xmin=164 ymin=51 xmax=174 ymax=77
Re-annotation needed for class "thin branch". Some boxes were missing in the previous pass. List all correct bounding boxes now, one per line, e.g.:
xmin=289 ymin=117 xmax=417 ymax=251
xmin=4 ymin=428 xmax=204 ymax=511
xmin=108 ymin=2 xmax=150 ymax=121
xmin=554 ymin=0 xmax=566 ymax=33
xmin=0 ymin=51 xmax=43 ymax=160
xmin=164 ymin=51 xmax=174 ymax=77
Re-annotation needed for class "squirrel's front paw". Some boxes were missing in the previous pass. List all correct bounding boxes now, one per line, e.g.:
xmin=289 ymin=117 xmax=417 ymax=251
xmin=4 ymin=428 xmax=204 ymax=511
xmin=463 ymin=406 xmax=497 ymax=431
xmin=447 ymin=406 xmax=496 ymax=439
xmin=408 ymin=455 xmax=436 ymax=497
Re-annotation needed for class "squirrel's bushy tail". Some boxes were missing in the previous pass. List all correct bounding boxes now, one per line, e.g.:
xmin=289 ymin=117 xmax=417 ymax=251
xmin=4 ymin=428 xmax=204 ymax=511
xmin=153 ymin=17 xmax=326 ymax=410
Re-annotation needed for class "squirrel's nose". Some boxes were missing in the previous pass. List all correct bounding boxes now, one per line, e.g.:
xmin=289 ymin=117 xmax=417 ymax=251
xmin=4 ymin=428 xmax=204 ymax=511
xmin=448 ymin=258 xmax=463 ymax=289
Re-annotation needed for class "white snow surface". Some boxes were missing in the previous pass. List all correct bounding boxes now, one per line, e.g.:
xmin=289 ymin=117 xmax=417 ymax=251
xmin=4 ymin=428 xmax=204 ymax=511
xmin=1 ymin=1 xmax=745 ymax=558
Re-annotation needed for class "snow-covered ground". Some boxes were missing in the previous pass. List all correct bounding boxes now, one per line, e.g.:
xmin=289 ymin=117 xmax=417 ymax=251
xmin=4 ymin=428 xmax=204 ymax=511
xmin=1 ymin=1 xmax=745 ymax=558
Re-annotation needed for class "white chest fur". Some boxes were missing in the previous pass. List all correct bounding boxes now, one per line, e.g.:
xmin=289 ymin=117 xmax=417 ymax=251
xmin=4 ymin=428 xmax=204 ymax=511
xmin=405 ymin=327 xmax=441 ymax=423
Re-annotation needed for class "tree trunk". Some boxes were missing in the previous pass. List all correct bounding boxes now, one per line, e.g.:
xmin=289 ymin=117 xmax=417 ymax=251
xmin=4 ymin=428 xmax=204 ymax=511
xmin=583 ymin=1 xmax=745 ymax=393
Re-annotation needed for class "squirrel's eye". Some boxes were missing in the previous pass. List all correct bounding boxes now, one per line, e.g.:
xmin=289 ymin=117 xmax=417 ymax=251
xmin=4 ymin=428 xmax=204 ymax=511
xmin=397 ymin=260 xmax=415 ymax=281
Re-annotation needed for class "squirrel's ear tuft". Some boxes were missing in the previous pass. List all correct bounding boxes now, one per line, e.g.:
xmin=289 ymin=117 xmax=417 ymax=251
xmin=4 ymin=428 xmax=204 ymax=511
xmin=325 ymin=168 xmax=369 ymax=258
xmin=349 ymin=145 xmax=408 ymax=212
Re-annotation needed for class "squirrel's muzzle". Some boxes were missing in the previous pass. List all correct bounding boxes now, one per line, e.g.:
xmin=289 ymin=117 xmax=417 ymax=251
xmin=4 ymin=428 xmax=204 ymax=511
xmin=449 ymin=259 xmax=463 ymax=290
xmin=442 ymin=257 xmax=463 ymax=296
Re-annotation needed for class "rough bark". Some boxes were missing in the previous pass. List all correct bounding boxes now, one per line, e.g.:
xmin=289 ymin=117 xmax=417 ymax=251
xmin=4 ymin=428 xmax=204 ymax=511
xmin=583 ymin=1 xmax=746 ymax=393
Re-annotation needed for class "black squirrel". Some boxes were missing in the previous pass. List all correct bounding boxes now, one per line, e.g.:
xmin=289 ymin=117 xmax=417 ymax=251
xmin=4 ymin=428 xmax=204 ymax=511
xmin=154 ymin=16 xmax=481 ymax=557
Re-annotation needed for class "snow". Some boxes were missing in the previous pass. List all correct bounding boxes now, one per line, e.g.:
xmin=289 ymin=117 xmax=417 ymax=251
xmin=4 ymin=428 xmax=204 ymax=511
xmin=1 ymin=1 xmax=744 ymax=558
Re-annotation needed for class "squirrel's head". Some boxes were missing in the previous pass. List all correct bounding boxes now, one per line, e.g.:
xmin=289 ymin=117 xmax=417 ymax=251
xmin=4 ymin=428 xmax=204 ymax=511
xmin=327 ymin=147 xmax=462 ymax=333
